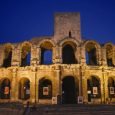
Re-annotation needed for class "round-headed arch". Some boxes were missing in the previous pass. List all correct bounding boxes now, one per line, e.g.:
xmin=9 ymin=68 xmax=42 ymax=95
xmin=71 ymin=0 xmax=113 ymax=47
xmin=21 ymin=41 xmax=31 ymax=66
xmin=59 ymin=38 xmax=79 ymax=49
xmin=0 ymin=77 xmax=11 ymax=99
xmin=18 ymin=77 xmax=30 ymax=100
xmin=104 ymin=43 xmax=114 ymax=66
xmin=38 ymin=39 xmax=55 ymax=49
xmin=83 ymin=40 xmax=101 ymax=50
xmin=84 ymin=40 xmax=101 ymax=65
xmin=59 ymin=39 xmax=79 ymax=64
xmin=39 ymin=77 xmax=52 ymax=99
xmin=3 ymin=43 xmax=13 ymax=67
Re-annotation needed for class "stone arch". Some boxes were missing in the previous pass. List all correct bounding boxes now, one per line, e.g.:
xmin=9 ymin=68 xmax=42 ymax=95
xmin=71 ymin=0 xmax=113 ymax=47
xmin=21 ymin=41 xmax=31 ymax=67
xmin=108 ymin=77 xmax=115 ymax=98
xmin=62 ymin=75 xmax=79 ymax=104
xmin=87 ymin=75 xmax=101 ymax=100
xmin=0 ymin=78 xmax=11 ymax=99
xmin=83 ymin=40 xmax=101 ymax=65
xmin=39 ymin=39 xmax=55 ymax=64
xmin=104 ymin=43 xmax=114 ymax=66
xmin=59 ymin=38 xmax=79 ymax=47
xmin=18 ymin=77 xmax=30 ymax=100
xmin=38 ymin=39 xmax=56 ymax=47
xmin=59 ymin=39 xmax=79 ymax=64
xmin=3 ymin=43 xmax=13 ymax=67
xmin=38 ymin=77 xmax=52 ymax=99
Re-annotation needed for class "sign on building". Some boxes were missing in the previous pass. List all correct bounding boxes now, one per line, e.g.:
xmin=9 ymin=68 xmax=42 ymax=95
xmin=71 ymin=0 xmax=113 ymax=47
xmin=4 ymin=86 xmax=9 ymax=95
xmin=78 ymin=96 xmax=83 ymax=104
xmin=52 ymin=97 xmax=57 ymax=104
xmin=110 ymin=87 xmax=114 ymax=94
xmin=43 ymin=87 xmax=49 ymax=95
xmin=93 ymin=87 xmax=98 ymax=94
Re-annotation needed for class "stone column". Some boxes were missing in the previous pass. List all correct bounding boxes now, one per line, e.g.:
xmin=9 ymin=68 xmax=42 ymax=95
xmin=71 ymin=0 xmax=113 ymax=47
xmin=80 ymin=46 xmax=86 ymax=64
xmin=11 ymin=68 xmax=18 ymax=101
xmin=101 ymin=68 xmax=106 ymax=104
xmin=30 ymin=67 xmax=36 ymax=103
xmin=31 ymin=45 xmax=39 ymax=66
xmin=101 ymin=47 xmax=107 ymax=66
xmin=53 ymin=46 xmax=62 ymax=64
xmin=82 ymin=77 xmax=88 ymax=103
xmin=79 ymin=66 xmax=83 ymax=96
xmin=37 ymin=47 xmax=41 ymax=64
xmin=0 ymin=46 xmax=4 ymax=67
xmin=104 ymin=73 xmax=109 ymax=102
xmin=11 ymin=45 xmax=21 ymax=66
xmin=97 ymin=48 xmax=101 ymax=65
xmin=75 ymin=46 xmax=79 ymax=64
xmin=112 ymin=47 xmax=115 ymax=65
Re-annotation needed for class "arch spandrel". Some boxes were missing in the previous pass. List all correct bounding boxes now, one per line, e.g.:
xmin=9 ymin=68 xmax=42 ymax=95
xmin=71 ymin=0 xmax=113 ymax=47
xmin=103 ymin=42 xmax=114 ymax=49
xmin=83 ymin=40 xmax=101 ymax=49
xmin=3 ymin=43 xmax=14 ymax=50
xmin=61 ymin=75 xmax=79 ymax=82
xmin=3 ymin=43 xmax=13 ymax=57
xmin=59 ymin=38 xmax=79 ymax=48
xmin=21 ymin=41 xmax=32 ymax=50
xmin=38 ymin=76 xmax=53 ymax=82
xmin=38 ymin=39 xmax=56 ymax=49
xmin=87 ymin=75 xmax=101 ymax=81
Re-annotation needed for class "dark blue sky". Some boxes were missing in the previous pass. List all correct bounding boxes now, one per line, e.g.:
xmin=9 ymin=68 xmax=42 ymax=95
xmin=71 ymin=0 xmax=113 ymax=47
xmin=0 ymin=0 xmax=115 ymax=44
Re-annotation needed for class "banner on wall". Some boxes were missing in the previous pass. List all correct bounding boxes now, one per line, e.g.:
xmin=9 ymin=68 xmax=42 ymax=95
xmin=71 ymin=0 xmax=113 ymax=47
xmin=93 ymin=87 xmax=98 ymax=95
xmin=4 ymin=86 xmax=9 ymax=95
xmin=43 ymin=87 xmax=49 ymax=95
xmin=110 ymin=87 xmax=114 ymax=94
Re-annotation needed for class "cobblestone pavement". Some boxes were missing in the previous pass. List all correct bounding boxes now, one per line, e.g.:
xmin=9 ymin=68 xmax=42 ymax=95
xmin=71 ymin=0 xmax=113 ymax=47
xmin=0 ymin=104 xmax=115 ymax=115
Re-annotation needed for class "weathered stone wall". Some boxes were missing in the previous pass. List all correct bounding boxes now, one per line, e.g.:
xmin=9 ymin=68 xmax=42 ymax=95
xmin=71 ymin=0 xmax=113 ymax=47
xmin=0 ymin=12 xmax=115 ymax=104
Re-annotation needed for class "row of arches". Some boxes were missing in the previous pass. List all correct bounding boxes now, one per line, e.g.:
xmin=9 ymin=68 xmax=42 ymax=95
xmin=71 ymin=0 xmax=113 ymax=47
xmin=1 ymin=40 xmax=115 ymax=67
xmin=0 ymin=76 xmax=114 ymax=104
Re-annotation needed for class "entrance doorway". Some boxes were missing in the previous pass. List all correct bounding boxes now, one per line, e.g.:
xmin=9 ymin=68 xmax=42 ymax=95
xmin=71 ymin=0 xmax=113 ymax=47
xmin=62 ymin=76 xmax=77 ymax=104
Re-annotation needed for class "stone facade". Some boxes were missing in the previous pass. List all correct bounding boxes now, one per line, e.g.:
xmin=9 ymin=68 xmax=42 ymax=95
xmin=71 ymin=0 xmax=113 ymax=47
xmin=0 ymin=12 xmax=115 ymax=104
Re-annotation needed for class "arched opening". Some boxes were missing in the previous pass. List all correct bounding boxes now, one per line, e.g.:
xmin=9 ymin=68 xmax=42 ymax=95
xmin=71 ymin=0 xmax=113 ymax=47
xmin=0 ymin=78 xmax=10 ymax=99
xmin=39 ymin=78 xmax=52 ymax=99
xmin=19 ymin=78 xmax=30 ymax=100
xmin=62 ymin=76 xmax=78 ymax=104
xmin=21 ymin=43 xmax=31 ymax=67
xmin=85 ymin=43 xmax=98 ymax=65
xmin=87 ymin=76 xmax=101 ymax=102
xmin=106 ymin=45 xmax=114 ymax=66
xmin=108 ymin=77 xmax=115 ymax=98
xmin=40 ymin=41 xmax=53 ymax=65
xmin=3 ymin=45 xmax=12 ymax=67
xmin=62 ymin=44 xmax=77 ymax=64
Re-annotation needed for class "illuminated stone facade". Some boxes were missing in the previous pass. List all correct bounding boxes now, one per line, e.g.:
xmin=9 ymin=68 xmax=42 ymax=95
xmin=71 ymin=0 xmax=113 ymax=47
xmin=0 ymin=13 xmax=115 ymax=104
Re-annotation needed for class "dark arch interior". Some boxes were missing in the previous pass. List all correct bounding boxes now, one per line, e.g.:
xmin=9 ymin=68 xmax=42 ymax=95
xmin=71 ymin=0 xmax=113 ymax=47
xmin=86 ymin=48 xmax=97 ymax=65
xmin=39 ymin=79 xmax=52 ymax=99
xmin=108 ymin=78 xmax=115 ymax=98
xmin=62 ymin=45 xmax=77 ymax=64
xmin=3 ymin=51 xmax=12 ymax=67
xmin=0 ymin=78 xmax=10 ymax=99
xmin=41 ymin=48 xmax=52 ymax=64
xmin=87 ymin=76 xmax=100 ymax=99
xmin=19 ymin=79 xmax=30 ymax=100
xmin=21 ymin=52 xmax=31 ymax=67
xmin=62 ymin=76 xmax=77 ymax=104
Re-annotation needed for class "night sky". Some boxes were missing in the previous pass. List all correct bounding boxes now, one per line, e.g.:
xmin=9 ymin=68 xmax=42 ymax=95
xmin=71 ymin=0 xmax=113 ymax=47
xmin=0 ymin=0 xmax=115 ymax=44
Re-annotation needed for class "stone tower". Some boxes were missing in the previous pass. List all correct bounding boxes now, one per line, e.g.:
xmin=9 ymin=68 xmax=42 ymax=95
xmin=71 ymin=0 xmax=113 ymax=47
xmin=54 ymin=12 xmax=81 ymax=42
